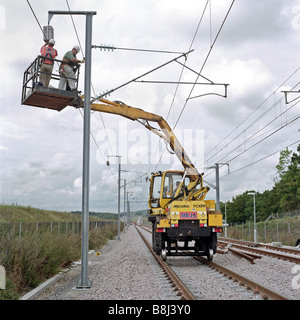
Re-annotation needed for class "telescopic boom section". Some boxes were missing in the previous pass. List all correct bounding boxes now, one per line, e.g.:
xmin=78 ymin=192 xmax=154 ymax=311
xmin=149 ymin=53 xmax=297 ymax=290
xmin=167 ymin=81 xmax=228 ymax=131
xmin=88 ymin=98 xmax=201 ymax=182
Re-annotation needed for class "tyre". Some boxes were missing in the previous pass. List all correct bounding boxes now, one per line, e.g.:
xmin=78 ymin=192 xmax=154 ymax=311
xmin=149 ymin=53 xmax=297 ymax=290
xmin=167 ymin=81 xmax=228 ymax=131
xmin=212 ymin=233 xmax=217 ymax=254
xmin=206 ymin=248 xmax=214 ymax=261
xmin=155 ymin=233 xmax=163 ymax=255
xmin=152 ymin=224 xmax=156 ymax=251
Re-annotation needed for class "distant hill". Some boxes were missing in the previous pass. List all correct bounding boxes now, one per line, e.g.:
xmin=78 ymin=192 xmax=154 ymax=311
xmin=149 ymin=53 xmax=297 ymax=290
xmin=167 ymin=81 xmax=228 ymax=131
xmin=0 ymin=204 xmax=110 ymax=223
xmin=0 ymin=203 xmax=147 ymax=223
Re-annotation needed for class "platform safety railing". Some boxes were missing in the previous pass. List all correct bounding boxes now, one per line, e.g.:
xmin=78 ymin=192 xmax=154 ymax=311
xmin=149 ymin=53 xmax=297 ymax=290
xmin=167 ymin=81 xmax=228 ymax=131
xmin=22 ymin=55 xmax=81 ymax=103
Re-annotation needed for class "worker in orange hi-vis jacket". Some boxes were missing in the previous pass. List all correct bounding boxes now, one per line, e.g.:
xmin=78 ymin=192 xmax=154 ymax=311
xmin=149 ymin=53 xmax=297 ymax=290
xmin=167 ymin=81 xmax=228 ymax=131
xmin=39 ymin=39 xmax=57 ymax=87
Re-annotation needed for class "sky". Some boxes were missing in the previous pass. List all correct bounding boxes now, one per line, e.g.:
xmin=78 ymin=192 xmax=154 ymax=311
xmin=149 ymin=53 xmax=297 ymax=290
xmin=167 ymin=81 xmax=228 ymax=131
xmin=1 ymin=0 xmax=300 ymax=214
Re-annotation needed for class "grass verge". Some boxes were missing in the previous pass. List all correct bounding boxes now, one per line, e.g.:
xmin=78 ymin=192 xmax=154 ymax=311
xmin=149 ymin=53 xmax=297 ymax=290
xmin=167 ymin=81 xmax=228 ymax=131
xmin=0 ymin=223 xmax=119 ymax=300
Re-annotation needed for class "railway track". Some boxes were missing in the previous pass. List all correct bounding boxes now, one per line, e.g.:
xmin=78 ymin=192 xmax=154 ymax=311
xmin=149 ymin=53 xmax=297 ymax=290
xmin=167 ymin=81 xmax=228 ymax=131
xmin=136 ymin=225 xmax=289 ymax=300
xmin=218 ymin=237 xmax=300 ymax=264
xmin=194 ymin=257 xmax=287 ymax=300
xmin=135 ymin=225 xmax=196 ymax=300
xmin=31 ymin=225 xmax=294 ymax=300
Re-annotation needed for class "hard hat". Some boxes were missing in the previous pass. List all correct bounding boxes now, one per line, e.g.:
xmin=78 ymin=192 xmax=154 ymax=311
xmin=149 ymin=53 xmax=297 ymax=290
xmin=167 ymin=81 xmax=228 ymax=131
xmin=49 ymin=39 xmax=55 ymax=45
xmin=73 ymin=45 xmax=80 ymax=53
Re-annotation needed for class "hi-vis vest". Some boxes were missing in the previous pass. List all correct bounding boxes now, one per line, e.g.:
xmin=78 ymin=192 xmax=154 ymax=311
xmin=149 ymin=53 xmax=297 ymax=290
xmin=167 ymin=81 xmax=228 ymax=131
xmin=40 ymin=45 xmax=57 ymax=65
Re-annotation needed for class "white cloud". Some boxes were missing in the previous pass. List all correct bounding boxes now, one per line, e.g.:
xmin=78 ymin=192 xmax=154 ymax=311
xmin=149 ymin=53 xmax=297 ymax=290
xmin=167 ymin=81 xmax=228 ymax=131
xmin=73 ymin=177 xmax=82 ymax=189
xmin=0 ymin=116 xmax=33 ymax=140
xmin=1 ymin=0 xmax=300 ymax=212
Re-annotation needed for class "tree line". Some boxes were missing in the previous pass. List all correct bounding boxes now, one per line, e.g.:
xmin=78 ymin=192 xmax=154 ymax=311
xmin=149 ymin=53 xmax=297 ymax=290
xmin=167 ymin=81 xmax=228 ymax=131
xmin=220 ymin=144 xmax=300 ymax=224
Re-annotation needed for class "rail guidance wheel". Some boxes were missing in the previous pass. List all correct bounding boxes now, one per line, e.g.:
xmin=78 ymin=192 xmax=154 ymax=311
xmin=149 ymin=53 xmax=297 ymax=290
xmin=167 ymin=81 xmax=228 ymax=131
xmin=207 ymin=248 xmax=214 ymax=261
xmin=161 ymin=249 xmax=167 ymax=261
xmin=155 ymin=232 xmax=163 ymax=255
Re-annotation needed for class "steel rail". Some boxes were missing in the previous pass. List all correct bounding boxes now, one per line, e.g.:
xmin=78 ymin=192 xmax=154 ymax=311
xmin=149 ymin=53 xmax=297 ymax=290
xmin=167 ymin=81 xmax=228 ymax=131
xmin=194 ymin=256 xmax=289 ymax=300
xmin=219 ymin=237 xmax=300 ymax=256
xmin=227 ymin=247 xmax=258 ymax=264
xmin=135 ymin=226 xmax=196 ymax=300
xmin=218 ymin=239 xmax=300 ymax=264
xmin=140 ymin=225 xmax=289 ymax=300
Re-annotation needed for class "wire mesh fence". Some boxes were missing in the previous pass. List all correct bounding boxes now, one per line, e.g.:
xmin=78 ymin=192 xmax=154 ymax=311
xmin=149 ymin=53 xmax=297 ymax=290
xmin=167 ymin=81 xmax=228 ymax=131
xmin=0 ymin=220 xmax=117 ymax=240
xmin=225 ymin=217 xmax=300 ymax=246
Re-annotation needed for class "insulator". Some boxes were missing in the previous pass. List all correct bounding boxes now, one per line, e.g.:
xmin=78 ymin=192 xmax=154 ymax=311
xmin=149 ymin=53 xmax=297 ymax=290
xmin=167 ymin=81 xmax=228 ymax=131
xmin=43 ymin=25 xmax=54 ymax=42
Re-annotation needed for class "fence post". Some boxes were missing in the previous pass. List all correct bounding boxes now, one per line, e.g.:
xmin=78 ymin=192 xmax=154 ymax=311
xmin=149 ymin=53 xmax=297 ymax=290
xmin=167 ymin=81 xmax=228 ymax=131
xmin=249 ymin=221 xmax=250 ymax=240
xmin=19 ymin=222 xmax=22 ymax=239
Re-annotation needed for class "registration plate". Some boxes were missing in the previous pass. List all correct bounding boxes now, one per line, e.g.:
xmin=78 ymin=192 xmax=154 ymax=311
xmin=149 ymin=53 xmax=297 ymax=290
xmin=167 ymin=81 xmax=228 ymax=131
xmin=180 ymin=212 xmax=197 ymax=219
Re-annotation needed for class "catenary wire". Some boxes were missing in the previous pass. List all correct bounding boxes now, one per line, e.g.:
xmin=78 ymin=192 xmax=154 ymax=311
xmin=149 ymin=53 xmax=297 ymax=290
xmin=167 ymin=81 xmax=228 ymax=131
xmin=148 ymin=0 xmax=235 ymax=174
xmin=146 ymin=0 xmax=211 ymax=175
xmin=174 ymin=0 xmax=236 ymax=129
xmin=204 ymin=66 xmax=300 ymax=163
xmin=204 ymin=104 xmax=300 ymax=179
xmin=26 ymin=0 xmax=46 ymax=38
xmin=221 ymin=138 xmax=300 ymax=177
xmin=65 ymin=1 xmax=154 ymax=197
xmin=65 ymin=0 xmax=117 ymax=181
xmin=204 ymin=79 xmax=300 ymax=170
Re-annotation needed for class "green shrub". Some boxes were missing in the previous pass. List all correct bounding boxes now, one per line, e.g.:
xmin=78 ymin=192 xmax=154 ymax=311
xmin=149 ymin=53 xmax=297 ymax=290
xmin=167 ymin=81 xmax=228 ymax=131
xmin=0 ymin=223 xmax=118 ymax=299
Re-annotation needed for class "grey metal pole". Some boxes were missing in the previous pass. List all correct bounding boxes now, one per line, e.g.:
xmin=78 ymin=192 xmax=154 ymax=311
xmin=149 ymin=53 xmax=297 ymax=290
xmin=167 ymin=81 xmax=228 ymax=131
xmin=225 ymin=201 xmax=227 ymax=238
xmin=48 ymin=9 xmax=96 ymax=290
xmin=124 ymin=179 xmax=126 ymax=232
xmin=247 ymin=191 xmax=256 ymax=243
xmin=107 ymin=155 xmax=121 ymax=240
xmin=78 ymin=12 xmax=94 ymax=289
xmin=215 ymin=163 xmax=220 ymax=211
xmin=118 ymin=157 xmax=121 ymax=240
xmin=253 ymin=193 xmax=257 ymax=243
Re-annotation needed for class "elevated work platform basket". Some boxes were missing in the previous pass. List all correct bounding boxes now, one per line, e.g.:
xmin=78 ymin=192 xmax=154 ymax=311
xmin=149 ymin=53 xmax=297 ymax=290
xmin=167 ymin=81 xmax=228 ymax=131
xmin=21 ymin=56 xmax=82 ymax=112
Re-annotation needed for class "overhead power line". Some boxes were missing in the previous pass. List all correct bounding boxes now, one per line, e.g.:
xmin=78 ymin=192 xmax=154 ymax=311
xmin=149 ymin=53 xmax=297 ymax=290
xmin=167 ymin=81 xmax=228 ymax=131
xmin=221 ymin=138 xmax=300 ymax=177
xmin=174 ymin=0 xmax=236 ymax=129
xmin=26 ymin=0 xmax=45 ymax=36
xmin=147 ymin=0 xmax=235 ymax=175
xmin=204 ymin=102 xmax=300 ymax=179
xmin=204 ymin=77 xmax=300 ymax=169
xmin=146 ymin=0 xmax=230 ymax=175
xmin=204 ymin=65 xmax=300 ymax=163
xmin=64 ymin=0 xmax=117 ymax=182
xmin=65 ymin=0 xmax=84 ymax=56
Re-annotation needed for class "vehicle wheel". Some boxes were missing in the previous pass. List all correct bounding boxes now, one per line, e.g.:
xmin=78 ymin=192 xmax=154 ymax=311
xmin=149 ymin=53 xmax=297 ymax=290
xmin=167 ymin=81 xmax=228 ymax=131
xmin=155 ymin=233 xmax=162 ymax=255
xmin=161 ymin=249 xmax=167 ymax=261
xmin=212 ymin=233 xmax=217 ymax=254
xmin=207 ymin=248 xmax=214 ymax=261
xmin=152 ymin=224 xmax=156 ymax=251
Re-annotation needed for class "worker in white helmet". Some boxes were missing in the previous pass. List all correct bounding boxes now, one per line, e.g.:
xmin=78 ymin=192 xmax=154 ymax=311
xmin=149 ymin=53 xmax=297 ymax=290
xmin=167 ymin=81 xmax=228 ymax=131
xmin=58 ymin=45 xmax=84 ymax=91
xmin=40 ymin=39 xmax=57 ymax=87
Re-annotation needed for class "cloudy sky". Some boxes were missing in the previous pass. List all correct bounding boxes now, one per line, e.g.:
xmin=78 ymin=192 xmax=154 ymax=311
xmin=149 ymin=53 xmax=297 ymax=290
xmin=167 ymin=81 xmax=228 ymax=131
xmin=1 ymin=0 xmax=300 ymax=213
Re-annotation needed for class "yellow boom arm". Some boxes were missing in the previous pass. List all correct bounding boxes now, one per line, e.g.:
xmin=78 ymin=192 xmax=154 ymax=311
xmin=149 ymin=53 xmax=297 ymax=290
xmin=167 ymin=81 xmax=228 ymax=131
xmin=84 ymin=97 xmax=204 ymax=193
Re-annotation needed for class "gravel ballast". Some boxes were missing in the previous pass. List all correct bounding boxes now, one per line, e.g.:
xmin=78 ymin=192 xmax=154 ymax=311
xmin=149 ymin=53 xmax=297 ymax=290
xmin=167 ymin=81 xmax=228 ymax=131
xmin=37 ymin=225 xmax=176 ymax=300
xmin=35 ymin=226 xmax=300 ymax=300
